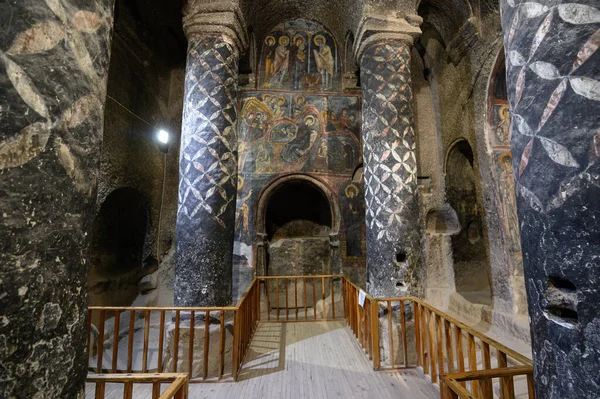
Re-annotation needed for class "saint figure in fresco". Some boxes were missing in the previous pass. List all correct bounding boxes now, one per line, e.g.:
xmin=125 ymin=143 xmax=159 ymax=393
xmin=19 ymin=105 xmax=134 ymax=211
xmin=293 ymin=96 xmax=306 ymax=119
xmin=313 ymin=35 xmax=334 ymax=90
xmin=290 ymin=35 xmax=306 ymax=90
xmin=339 ymin=108 xmax=351 ymax=129
xmin=281 ymin=115 xmax=319 ymax=163
xmin=270 ymin=36 xmax=290 ymax=85
xmin=249 ymin=112 xmax=267 ymax=141
xmin=320 ymin=96 xmax=330 ymax=125
xmin=498 ymin=152 xmax=521 ymax=252
xmin=273 ymin=97 xmax=286 ymax=119
xmin=339 ymin=182 xmax=364 ymax=257
xmin=495 ymin=104 xmax=510 ymax=146
xmin=236 ymin=189 xmax=253 ymax=236
xmin=255 ymin=142 xmax=271 ymax=173
xmin=326 ymin=110 xmax=338 ymax=132
xmin=263 ymin=36 xmax=276 ymax=85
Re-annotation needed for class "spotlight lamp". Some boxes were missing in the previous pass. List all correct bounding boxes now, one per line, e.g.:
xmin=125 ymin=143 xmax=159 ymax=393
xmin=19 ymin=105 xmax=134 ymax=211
xmin=157 ymin=129 xmax=170 ymax=144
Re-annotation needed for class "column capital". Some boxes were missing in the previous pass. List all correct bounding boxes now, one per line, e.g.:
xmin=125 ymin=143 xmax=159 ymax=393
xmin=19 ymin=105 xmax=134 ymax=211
xmin=183 ymin=0 xmax=249 ymax=55
xmin=354 ymin=13 xmax=422 ymax=64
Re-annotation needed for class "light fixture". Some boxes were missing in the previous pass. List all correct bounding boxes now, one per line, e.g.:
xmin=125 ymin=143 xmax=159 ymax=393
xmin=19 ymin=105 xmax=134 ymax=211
xmin=157 ymin=129 xmax=170 ymax=144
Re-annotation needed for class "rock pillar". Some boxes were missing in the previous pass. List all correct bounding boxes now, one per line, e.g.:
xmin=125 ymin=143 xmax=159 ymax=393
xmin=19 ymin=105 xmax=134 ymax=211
xmin=359 ymin=32 xmax=421 ymax=298
xmin=0 ymin=0 xmax=115 ymax=397
xmin=499 ymin=2 xmax=600 ymax=397
xmin=175 ymin=1 xmax=247 ymax=306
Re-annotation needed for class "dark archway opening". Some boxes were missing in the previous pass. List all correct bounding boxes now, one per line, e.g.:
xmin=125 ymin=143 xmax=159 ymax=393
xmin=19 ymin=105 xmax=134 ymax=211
xmin=446 ymin=140 xmax=492 ymax=305
xmin=265 ymin=180 xmax=332 ymax=276
xmin=89 ymin=187 xmax=151 ymax=307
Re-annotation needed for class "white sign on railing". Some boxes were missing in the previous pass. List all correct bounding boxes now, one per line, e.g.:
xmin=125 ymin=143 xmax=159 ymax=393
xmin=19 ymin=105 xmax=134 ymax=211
xmin=358 ymin=290 xmax=366 ymax=308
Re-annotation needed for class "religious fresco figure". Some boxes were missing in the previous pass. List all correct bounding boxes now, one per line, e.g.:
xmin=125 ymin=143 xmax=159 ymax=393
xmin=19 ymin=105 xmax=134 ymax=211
xmin=290 ymin=35 xmax=306 ymax=90
xmin=494 ymin=104 xmax=510 ymax=147
xmin=339 ymin=182 xmax=365 ymax=257
xmin=313 ymin=35 xmax=334 ymax=90
xmin=235 ymin=188 xmax=253 ymax=236
xmin=339 ymin=108 xmax=351 ymax=129
xmin=249 ymin=112 xmax=267 ymax=141
xmin=498 ymin=152 xmax=521 ymax=252
xmin=326 ymin=110 xmax=338 ymax=132
xmin=270 ymin=36 xmax=290 ymax=85
xmin=255 ymin=142 xmax=272 ymax=173
xmin=281 ymin=115 xmax=319 ymax=163
xmin=273 ymin=96 xmax=287 ymax=119
xmin=263 ymin=36 xmax=276 ymax=85
xmin=293 ymin=95 xmax=306 ymax=119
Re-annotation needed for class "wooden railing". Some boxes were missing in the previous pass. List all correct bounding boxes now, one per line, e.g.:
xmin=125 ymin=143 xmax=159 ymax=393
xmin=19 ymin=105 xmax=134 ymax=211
xmin=441 ymin=367 xmax=535 ymax=399
xmin=86 ymin=373 xmax=188 ymax=399
xmin=88 ymin=275 xmax=535 ymax=398
xmin=342 ymin=277 xmax=377 ymax=363
xmin=257 ymin=275 xmax=343 ymax=322
xmin=88 ymin=305 xmax=237 ymax=382
xmin=233 ymin=277 xmax=260 ymax=380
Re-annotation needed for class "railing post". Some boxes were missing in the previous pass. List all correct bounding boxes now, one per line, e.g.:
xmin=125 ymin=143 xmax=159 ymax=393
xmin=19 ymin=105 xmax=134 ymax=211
xmin=371 ymin=299 xmax=380 ymax=370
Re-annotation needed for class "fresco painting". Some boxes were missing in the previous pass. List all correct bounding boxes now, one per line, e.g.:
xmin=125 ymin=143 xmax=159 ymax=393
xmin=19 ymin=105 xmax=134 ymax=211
xmin=239 ymin=92 xmax=361 ymax=176
xmin=339 ymin=181 xmax=365 ymax=257
xmin=259 ymin=19 xmax=342 ymax=92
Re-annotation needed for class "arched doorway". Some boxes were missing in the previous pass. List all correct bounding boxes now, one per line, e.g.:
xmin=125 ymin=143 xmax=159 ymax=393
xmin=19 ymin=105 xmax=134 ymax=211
xmin=89 ymin=187 xmax=151 ymax=306
xmin=261 ymin=178 xmax=335 ymax=276
xmin=446 ymin=140 xmax=492 ymax=305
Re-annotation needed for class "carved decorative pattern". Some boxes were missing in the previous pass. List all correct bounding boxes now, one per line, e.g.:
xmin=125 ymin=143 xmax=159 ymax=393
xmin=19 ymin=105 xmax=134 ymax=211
xmin=178 ymin=36 xmax=239 ymax=228
xmin=503 ymin=1 xmax=600 ymax=211
xmin=361 ymin=42 xmax=417 ymax=242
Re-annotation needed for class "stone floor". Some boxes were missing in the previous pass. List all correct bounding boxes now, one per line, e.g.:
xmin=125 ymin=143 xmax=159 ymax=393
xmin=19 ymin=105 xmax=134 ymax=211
xmin=86 ymin=321 xmax=440 ymax=398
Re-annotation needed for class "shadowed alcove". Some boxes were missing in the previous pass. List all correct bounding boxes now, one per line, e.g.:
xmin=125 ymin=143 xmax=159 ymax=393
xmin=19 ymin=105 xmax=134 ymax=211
xmin=89 ymin=187 xmax=153 ymax=307
xmin=265 ymin=180 xmax=333 ymax=276
xmin=446 ymin=140 xmax=492 ymax=305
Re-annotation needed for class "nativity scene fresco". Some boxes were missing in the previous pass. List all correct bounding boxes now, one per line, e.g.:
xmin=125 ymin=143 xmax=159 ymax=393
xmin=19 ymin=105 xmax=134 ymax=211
xmin=259 ymin=19 xmax=342 ymax=92
xmin=239 ymin=92 xmax=361 ymax=175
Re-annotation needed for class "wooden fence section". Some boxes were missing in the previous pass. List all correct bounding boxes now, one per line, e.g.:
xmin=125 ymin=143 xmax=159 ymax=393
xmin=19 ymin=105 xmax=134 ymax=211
xmin=87 ymin=306 xmax=237 ymax=382
xmin=257 ymin=275 xmax=343 ymax=322
xmin=410 ymin=299 xmax=532 ymax=389
xmin=440 ymin=367 xmax=535 ymax=399
xmin=342 ymin=277 xmax=377 ymax=366
xmin=86 ymin=373 xmax=189 ymax=399
xmin=88 ymin=275 xmax=535 ymax=397
xmin=233 ymin=277 xmax=261 ymax=380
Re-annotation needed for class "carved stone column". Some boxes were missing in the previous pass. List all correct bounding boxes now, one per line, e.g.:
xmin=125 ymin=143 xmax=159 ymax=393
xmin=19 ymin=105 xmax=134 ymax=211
xmin=357 ymin=17 xmax=422 ymax=298
xmin=174 ymin=1 xmax=247 ymax=306
xmin=500 ymin=2 xmax=600 ymax=397
xmin=0 ymin=0 xmax=116 ymax=397
xmin=256 ymin=233 xmax=268 ymax=276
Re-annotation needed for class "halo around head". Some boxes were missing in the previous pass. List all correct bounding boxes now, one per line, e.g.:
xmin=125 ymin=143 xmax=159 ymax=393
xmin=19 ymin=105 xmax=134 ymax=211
xmin=304 ymin=115 xmax=316 ymax=125
xmin=293 ymin=34 xmax=305 ymax=45
xmin=345 ymin=183 xmax=359 ymax=198
xmin=314 ymin=35 xmax=326 ymax=46
xmin=498 ymin=151 xmax=513 ymax=169
xmin=265 ymin=36 xmax=276 ymax=45
xmin=279 ymin=36 xmax=290 ymax=46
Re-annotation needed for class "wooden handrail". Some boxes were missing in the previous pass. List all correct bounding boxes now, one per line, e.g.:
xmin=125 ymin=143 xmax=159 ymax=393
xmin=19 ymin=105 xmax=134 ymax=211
xmin=86 ymin=373 xmax=189 ymax=399
xmin=87 ymin=274 xmax=534 ymax=398
xmin=441 ymin=367 xmax=535 ymax=399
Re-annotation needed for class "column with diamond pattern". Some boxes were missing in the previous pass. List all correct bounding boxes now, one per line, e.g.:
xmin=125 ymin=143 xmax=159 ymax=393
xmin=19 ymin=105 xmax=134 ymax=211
xmin=175 ymin=35 xmax=239 ymax=306
xmin=359 ymin=40 xmax=421 ymax=298
xmin=500 ymin=1 xmax=600 ymax=397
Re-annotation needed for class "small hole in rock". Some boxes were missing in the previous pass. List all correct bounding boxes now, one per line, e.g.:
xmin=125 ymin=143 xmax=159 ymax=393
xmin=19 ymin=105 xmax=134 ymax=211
xmin=548 ymin=276 xmax=576 ymax=292
xmin=396 ymin=253 xmax=407 ymax=262
xmin=547 ymin=306 xmax=578 ymax=325
xmin=396 ymin=282 xmax=404 ymax=287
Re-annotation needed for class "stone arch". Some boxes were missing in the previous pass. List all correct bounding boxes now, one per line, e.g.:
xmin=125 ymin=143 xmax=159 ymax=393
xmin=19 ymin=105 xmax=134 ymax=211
xmin=89 ymin=187 xmax=153 ymax=307
xmin=256 ymin=173 xmax=341 ymax=237
xmin=255 ymin=174 xmax=341 ymax=276
xmin=445 ymin=138 xmax=492 ymax=305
